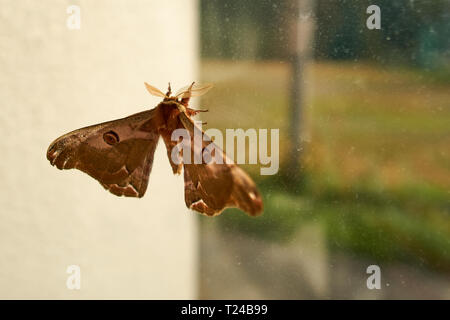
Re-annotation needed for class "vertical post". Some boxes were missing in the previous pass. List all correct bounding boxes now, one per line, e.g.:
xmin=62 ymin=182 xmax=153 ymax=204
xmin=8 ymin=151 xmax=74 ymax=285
xmin=286 ymin=0 xmax=315 ymax=183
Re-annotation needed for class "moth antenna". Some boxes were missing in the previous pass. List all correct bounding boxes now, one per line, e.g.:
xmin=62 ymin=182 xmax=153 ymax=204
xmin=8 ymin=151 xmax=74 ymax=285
xmin=166 ymin=82 xmax=172 ymax=97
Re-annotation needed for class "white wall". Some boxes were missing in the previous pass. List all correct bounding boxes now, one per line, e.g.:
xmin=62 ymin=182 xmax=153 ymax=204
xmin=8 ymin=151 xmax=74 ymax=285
xmin=0 ymin=0 xmax=198 ymax=299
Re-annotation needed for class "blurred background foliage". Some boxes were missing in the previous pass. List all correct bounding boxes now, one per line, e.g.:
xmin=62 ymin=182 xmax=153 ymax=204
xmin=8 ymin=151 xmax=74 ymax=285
xmin=199 ymin=0 xmax=449 ymax=277
xmin=202 ymin=0 xmax=450 ymax=71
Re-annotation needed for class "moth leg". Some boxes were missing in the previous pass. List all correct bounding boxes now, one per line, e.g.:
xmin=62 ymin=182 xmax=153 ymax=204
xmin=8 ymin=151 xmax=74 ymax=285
xmin=186 ymin=108 xmax=208 ymax=117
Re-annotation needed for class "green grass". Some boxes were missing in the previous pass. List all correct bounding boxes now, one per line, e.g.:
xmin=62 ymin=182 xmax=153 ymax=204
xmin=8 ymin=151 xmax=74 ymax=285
xmin=200 ymin=60 xmax=450 ymax=273
xmin=216 ymin=179 xmax=450 ymax=272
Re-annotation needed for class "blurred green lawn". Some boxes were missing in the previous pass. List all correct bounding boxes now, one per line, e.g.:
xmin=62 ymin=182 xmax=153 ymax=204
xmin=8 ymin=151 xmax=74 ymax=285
xmin=200 ymin=60 xmax=450 ymax=273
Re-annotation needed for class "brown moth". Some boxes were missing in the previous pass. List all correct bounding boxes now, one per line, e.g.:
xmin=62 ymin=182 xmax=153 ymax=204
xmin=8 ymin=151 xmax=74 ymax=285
xmin=46 ymin=82 xmax=263 ymax=216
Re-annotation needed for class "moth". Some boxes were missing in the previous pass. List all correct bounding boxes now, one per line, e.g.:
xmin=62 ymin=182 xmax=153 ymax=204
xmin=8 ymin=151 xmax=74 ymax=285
xmin=46 ymin=82 xmax=263 ymax=216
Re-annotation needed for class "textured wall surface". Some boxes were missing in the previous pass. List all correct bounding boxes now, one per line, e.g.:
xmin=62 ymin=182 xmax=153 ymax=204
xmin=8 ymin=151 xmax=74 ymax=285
xmin=0 ymin=0 xmax=198 ymax=299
